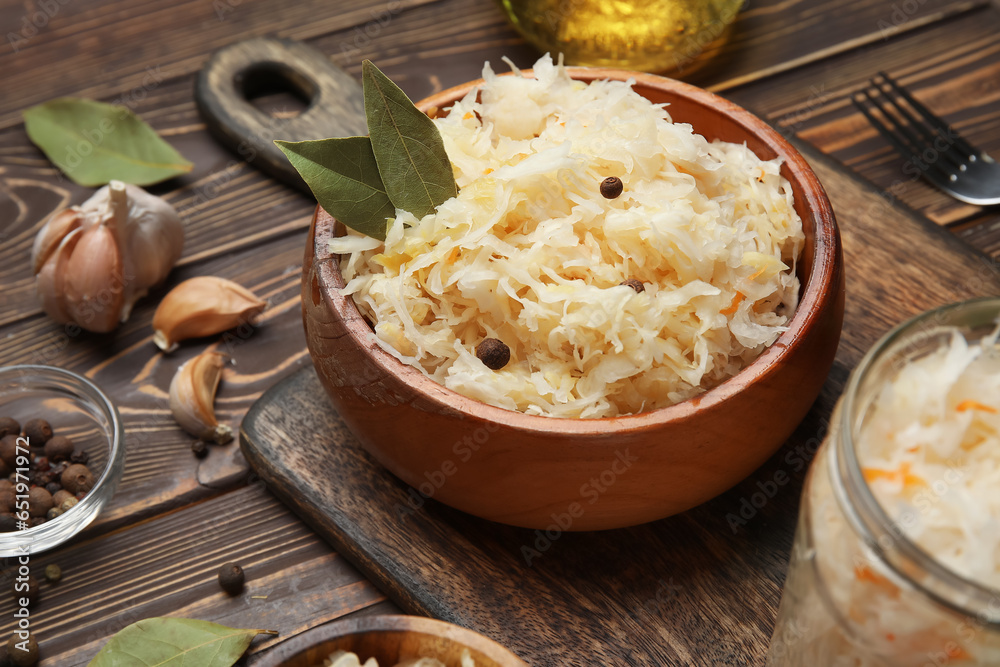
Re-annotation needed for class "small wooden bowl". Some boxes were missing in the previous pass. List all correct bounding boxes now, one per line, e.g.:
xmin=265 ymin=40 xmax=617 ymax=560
xmin=303 ymin=69 xmax=845 ymax=530
xmin=254 ymin=615 xmax=527 ymax=667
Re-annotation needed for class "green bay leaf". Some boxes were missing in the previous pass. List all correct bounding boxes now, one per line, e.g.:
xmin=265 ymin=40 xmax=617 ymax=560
xmin=362 ymin=60 xmax=457 ymax=219
xmin=275 ymin=137 xmax=395 ymax=241
xmin=23 ymin=98 xmax=193 ymax=187
xmin=87 ymin=617 xmax=277 ymax=667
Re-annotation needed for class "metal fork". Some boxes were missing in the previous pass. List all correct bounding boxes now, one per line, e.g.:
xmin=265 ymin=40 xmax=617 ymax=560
xmin=853 ymin=72 xmax=1000 ymax=206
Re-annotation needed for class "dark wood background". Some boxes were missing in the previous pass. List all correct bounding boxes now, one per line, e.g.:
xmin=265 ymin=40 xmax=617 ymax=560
xmin=0 ymin=0 xmax=999 ymax=664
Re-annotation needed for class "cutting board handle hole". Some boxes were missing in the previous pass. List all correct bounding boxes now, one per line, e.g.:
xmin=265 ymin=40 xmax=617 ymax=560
xmin=236 ymin=61 xmax=316 ymax=119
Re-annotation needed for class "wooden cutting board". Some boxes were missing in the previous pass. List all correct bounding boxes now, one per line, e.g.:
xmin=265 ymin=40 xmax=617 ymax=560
xmin=240 ymin=143 xmax=1000 ymax=667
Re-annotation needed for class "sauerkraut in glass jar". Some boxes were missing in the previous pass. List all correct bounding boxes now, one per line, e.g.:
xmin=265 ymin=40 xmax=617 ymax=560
xmin=768 ymin=298 xmax=1000 ymax=666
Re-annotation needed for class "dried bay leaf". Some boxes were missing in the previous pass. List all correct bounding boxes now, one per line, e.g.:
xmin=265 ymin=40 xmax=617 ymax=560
xmin=87 ymin=617 xmax=277 ymax=667
xmin=23 ymin=98 xmax=193 ymax=187
xmin=275 ymin=136 xmax=395 ymax=241
xmin=276 ymin=62 xmax=458 ymax=240
xmin=362 ymin=60 xmax=457 ymax=219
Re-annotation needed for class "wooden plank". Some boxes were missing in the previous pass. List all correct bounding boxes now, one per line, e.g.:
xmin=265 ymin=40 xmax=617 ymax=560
xmin=0 ymin=0 xmax=442 ymax=130
xmin=240 ymin=144 xmax=1000 ymax=666
xmin=955 ymin=216 xmax=1000 ymax=258
xmin=0 ymin=485 xmax=395 ymax=665
xmin=1 ymin=0 xmax=980 ymax=135
xmin=0 ymin=228 xmax=312 ymax=539
xmin=725 ymin=5 xmax=1000 ymax=230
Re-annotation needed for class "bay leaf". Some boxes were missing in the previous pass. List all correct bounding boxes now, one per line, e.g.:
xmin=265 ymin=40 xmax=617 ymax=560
xmin=362 ymin=60 xmax=457 ymax=219
xmin=23 ymin=98 xmax=193 ymax=187
xmin=87 ymin=617 xmax=277 ymax=667
xmin=275 ymin=137 xmax=395 ymax=241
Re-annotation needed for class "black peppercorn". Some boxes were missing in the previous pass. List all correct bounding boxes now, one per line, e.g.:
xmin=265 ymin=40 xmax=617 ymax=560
xmin=475 ymin=338 xmax=511 ymax=370
xmin=44 ymin=435 xmax=74 ymax=462
xmin=0 ymin=436 xmax=18 ymax=469
xmin=0 ymin=488 xmax=14 ymax=513
xmin=22 ymin=419 xmax=52 ymax=446
xmin=45 ymin=482 xmax=61 ymax=496
xmin=620 ymin=278 xmax=644 ymax=293
xmin=0 ymin=418 xmax=19 ymax=439
xmin=191 ymin=441 xmax=208 ymax=459
xmin=61 ymin=464 xmax=94 ymax=494
xmin=44 ymin=564 xmax=61 ymax=584
xmin=0 ymin=515 xmax=15 ymax=532
xmin=70 ymin=450 xmax=89 ymax=465
xmin=218 ymin=562 xmax=245 ymax=595
xmin=11 ymin=575 xmax=39 ymax=607
xmin=27 ymin=488 xmax=53 ymax=518
xmin=600 ymin=176 xmax=623 ymax=199
xmin=7 ymin=633 xmax=38 ymax=667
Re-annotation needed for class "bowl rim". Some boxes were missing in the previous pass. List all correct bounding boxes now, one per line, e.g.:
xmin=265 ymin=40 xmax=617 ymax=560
xmin=0 ymin=363 xmax=125 ymax=548
xmin=252 ymin=614 xmax=529 ymax=666
xmin=312 ymin=66 xmax=840 ymax=435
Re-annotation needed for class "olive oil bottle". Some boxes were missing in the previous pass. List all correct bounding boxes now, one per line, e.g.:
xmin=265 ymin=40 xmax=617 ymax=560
xmin=498 ymin=0 xmax=744 ymax=74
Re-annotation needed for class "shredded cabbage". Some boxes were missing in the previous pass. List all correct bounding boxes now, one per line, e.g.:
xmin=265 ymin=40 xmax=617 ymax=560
xmin=772 ymin=328 xmax=1000 ymax=665
xmin=331 ymin=54 xmax=803 ymax=418
xmin=322 ymin=650 xmax=475 ymax=667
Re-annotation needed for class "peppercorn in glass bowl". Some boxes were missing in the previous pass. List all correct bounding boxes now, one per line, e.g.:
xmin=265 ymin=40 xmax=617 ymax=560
xmin=0 ymin=365 xmax=125 ymax=556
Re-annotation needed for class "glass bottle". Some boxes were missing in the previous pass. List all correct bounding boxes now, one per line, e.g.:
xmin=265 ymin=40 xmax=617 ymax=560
xmin=496 ymin=0 xmax=745 ymax=74
xmin=768 ymin=298 xmax=1000 ymax=666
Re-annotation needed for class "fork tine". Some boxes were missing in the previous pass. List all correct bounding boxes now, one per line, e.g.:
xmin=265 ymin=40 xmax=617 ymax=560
xmin=876 ymin=72 xmax=980 ymax=160
xmin=869 ymin=77 xmax=970 ymax=172
xmin=852 ymin=93 xmax=952 ymax=185
xmin=853 ymin=94 xmax=919 ymax=159
xmin=862 ymin=89 xmax=929 ymax=158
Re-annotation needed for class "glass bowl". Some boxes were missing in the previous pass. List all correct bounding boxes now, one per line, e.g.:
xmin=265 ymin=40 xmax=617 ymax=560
xmin=0 ymin=365 xmax=125 ymax=556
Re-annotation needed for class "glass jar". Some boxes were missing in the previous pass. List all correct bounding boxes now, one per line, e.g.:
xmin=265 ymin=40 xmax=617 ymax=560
xmin=767 ymin=298 xmax=1000 ymax=666
xmin=496 ymin=0 xmax=744 ymax=74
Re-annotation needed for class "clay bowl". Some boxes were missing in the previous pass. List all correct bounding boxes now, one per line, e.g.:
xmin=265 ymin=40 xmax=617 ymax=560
xmin=303 ymin=68 xmax=845 ymax=531
xmin=253 ymin=615 xmax=527 ymax=667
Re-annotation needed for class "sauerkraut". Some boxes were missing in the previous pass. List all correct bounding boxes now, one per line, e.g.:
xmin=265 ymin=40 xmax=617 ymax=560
xmin=322 ymin=650 xmax=475 ymax=667
xmin=331 ymin=54 xmax=804 ymax=418
xmin=769 ymin=326 xmax=1000 ymax=666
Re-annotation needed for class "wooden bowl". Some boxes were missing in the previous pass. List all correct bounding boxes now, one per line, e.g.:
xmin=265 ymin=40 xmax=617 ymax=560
xmin=302 ymin=68 xmax=845 ymax=531
xmin=254 ymin=615 xmax=527 ymax=667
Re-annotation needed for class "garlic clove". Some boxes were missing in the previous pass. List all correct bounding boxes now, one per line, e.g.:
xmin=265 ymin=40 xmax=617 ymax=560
xmin=62 ymin=222 xmax=125 ymax=333
xmin=153 ymin=276 xmax=267 ymax=353
xmin=36 ymin=227 xmax=83 ymax=324
xmin=31 ymin=207 xmax=82 ymax=276
xmin=169 ymin=350 xmax=233 ymax=444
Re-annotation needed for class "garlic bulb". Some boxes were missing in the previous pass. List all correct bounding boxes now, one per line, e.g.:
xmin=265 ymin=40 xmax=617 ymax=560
xmin=31 ymin=180 xmax=184 ymax=332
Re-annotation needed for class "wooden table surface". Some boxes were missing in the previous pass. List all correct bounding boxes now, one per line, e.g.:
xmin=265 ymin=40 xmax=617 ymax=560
xmin=0 ymin=0 xmax=998 ymax=664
